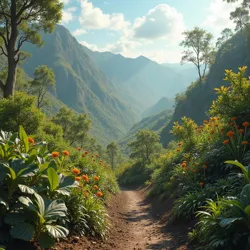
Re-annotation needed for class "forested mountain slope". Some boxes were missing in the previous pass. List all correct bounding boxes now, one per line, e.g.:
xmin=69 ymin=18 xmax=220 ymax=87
xmin=83 ymin=48 xmax=197 ymax=110
xmin=160 ymin=32 xmax=249 ymax=146
xmin=22 ymin=25 xmax=138 ymax=144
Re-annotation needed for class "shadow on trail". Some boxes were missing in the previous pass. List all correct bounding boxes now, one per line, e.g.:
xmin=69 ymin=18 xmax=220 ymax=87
xmin=120 ymin=185 xmax=192 ymax=250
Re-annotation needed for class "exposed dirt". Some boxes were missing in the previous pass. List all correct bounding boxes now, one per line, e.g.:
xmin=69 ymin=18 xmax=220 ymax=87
xmin=55 ymin=187 xmax=191 ymax=250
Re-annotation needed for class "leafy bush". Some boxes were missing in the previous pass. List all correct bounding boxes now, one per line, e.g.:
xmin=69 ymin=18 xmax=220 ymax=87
xmin=0 ymin=92 xmax=44 ymax=134
xmin=0 ymin=126 xmax=118 ymax=249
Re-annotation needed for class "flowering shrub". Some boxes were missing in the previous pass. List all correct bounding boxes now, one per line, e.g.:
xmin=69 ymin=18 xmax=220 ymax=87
xmin=0 ymin=126 xmax=118 ymax=249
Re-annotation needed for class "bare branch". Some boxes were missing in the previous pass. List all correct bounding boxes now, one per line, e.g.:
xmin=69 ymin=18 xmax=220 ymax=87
xmin=0 ymin=45 xmax=7 ymax=56
xmin=17 ymin=0 xmax=37 ymax=19
xmin=0 ymin=31 xmax=8 ymax=49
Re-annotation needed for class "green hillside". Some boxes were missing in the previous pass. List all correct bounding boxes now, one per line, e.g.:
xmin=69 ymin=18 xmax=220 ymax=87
xmin=160 ymin=32 xmax=249 ymax=146
xmin=141 ymin=97 xmax=175 ymax=118
xmin=83 ymin=48 xmax=197 ymax=110
xmin=22 ymin=25 xmax=138 ymax=144
xmin=119 ymin=108 xmax=173 ymax=149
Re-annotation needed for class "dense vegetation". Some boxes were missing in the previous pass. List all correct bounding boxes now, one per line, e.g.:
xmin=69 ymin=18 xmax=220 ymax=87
xmin=118 ymin=66 xmax=250 ymax=249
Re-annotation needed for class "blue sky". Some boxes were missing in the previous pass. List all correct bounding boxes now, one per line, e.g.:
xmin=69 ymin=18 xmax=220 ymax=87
xmin=60 ymin=0 xmax=240 ymax=63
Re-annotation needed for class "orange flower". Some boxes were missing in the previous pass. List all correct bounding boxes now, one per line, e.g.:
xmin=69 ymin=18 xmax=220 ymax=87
xmin=229 ymin=122 xmax=234 ymax=126
xmin=94 ymin=176 xmax=99 ymax=181
xmin=177 ymin=126 xmax=181 ymax=129
xmin=242 ymin=141 xmax=249 ymax=145
xmin=51 ymin=151 xmax=60 ymax=158
xmin=243 ymin=122 xmax=250 ymax=127
xmin=96 ymin=191 xmax=103 ymax=197
xmin=176 ymin=149 xmax=180 ymax=152
xmin=62 ymin=150 xmax=70 ymax=156
xmin=84 ymin=191 xmax=89 ymax=197
xmin=214 ymin=124 xmax=219 ymax=127
xmin=82 ymin=174 xmax=89 ymax=182
xmin=200 ymin=125 xmax=203 ymax=129
xmin=210 ymin=130 xmax=215 ymax=134
xmin=204 ymin=120 xmax=208 ymax=124
xmin=100 ymin=160 xmax=103 ymax=163
xmin=28 ymin=137 xmax=35 ymax=144
xmin=200 ymin=182 xmax=204 ymax=187
xmin=77 ymin=147 xmax=82 ymax=151
xmin=84 ymin=151 xmax=88 ymax=155
xmin=202 ymin=164 xmax=207 ymax=169
xmin=72 ymin=168 xmax=81 ymax=175
xmin=217 ymin=117 xmax=220 ymax=121
xmin=181 ymin=162 xmax=187 ymax=168
xmin=223 ymin=139 xmax=230 ymax=145
xmin=93 ymin=185 xmax=98 ymax=190
xmin=226 ymin=131 xmax=235 ymax=137
xmin=220 ymin=128 xmax=225 ymax=132
xmin=239 ymin=129 xmax=244 ymax=134
xmin=231 ymin=117 xmax=237 ymax=121
xmin=75 ymin=176 xmax=81 ymax=181
xmin=178 ymin=142 xmax=182 ymax=146
xmin=96 ymin=154 xmax=99 ymax=158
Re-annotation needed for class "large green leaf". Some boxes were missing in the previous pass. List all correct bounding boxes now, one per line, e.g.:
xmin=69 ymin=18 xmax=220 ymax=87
xmin=46 ymin=225 xmax=69 ymax=238
xmin=18 ymin=196 xmax=37 ymax=213
xmin=47 ymin=167 xmax=59 ymax=192
xmin=241 ymin=184 xmax=250 ymax=207
xmin=44 ymin=200 xmax=67 ymax=220
xmin=219 ymin=217 xmax=243 ymax=228
xmin=10 ymin=222 xmax=35 ymax=241
xmin=18 ymin=184 xmax=36 ymax=194
xmin=225 ymin=160 xmax=249 ymax=182
xmin=0 ymin=197 xmax=8 ymax=210
xmin=34 ymin=193 xmax=45 ymax=217
xmin=19 ymin=126 xmax=29 ymax=153
xmin=4 ymin=212 xmax=25 ymax=225
xmin=38 ymin=232 xmax=55 ymax=249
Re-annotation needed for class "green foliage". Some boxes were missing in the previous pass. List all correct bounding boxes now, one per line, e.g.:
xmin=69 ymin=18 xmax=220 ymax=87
xmin=30 ymin=65 xmax=55 ymax=108
xmin=0 ymin=126 xmax=118 ymax=249
xmin=128 ymin=130 xmax=162 ymax=164
xmin=0 ymin=92 xmax=44 ymax=134
xmin=52 ymin=107 xmax=91 ymax=146
xmin=106 ymin=142 xmax=119 ymax=170
xmin=210 ymin=66 xmax=250 ymax=118
xmin=180 ymin=27 xmax=215 ymax=82
xmin=0 ymin=0 xmax=63 ymax=97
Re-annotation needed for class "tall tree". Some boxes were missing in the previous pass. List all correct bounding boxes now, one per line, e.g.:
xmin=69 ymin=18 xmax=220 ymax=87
xmin=30 ymin=65 xmax=55 ymax=108
xmin=216 ymin=28 xmax=234 ymax=48
xmin=52 ymin=107 xmax=91 ymax=146
xmin=180 ymin=27 xmax=215 ymax=83
xmin=128 ymin=130 xmax=161 ymax=165
xmin=106 ymin=142 xmax=119 ymax=170
xmin=0 ymin=0 xmax=62 ymax=98
xmin=230 ymin=7 xmax=250 ymax=31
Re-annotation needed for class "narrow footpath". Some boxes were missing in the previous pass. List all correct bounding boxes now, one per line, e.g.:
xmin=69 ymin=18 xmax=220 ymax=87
xmin=56 ymin=187 xmax=190 ymax=250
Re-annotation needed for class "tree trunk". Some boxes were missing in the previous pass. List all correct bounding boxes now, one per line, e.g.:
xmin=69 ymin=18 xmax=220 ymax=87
xmin=4 ymin=0 xmax=18 ymax=98
xmin=4 ymin=58 xmax=17 ymax=98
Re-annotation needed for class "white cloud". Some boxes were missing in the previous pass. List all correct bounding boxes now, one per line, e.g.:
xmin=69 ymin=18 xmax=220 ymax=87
xmin=60 ymin=0 xmax=70 ymax=5
xmin=79 ymin=0 xmax=130 ymax=31
xmin=80 ymin=41 xmax=105 ymax=51
xmin=72 ymin=28 xmax=87 ymax=36
xmin=61 ymin=7 xmax=76 ymax=24
xmin=202 ymin=0 xmax=241 ymax=37
xmin=133 ymin=4 xmax=185 ymax=40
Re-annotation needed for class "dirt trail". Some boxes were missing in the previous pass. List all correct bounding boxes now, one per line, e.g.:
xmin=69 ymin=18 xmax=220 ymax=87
xmin=56 ymin=187 xmax=189 ymax=250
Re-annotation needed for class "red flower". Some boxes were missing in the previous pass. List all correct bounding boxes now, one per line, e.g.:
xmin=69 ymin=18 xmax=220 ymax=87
xmin=226 ymin=131 xmax=235 ymax=137
xmin=51 ymin=152 xmax=60 ymax=158
xmin=243 ymin=122 xmax=250 ymax=127
xmin=77 ymin=147 xmax=82 ymax=151
xmin=242 ymin=141 xmax=249 ymax=145
xmin=223 ymin=139 xmax=230 ymax=145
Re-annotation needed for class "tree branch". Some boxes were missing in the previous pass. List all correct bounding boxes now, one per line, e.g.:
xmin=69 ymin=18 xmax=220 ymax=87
xmin=17 ymin=0 xmax=37 ymax=19
xmin=0 ymin=31 xmax=8 ymax=49
xmin=0 ymin=45 xmax=7 ymax=57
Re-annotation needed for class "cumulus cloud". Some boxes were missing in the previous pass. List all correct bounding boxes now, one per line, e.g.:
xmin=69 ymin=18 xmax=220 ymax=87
xmin=133 ymin=4 xmax=185 ymax=40
xmin=72 ymin=28 xmax=87 ymax=36
xmin=202 ymin=0 xmax=241 ymax=36
xmin=79 ymin=0 xmax=130 ymax=31
xmin=60 ymin=0 xmax=70 ymax=5
xmin=61 ymin=7 xmax=76 ymax=24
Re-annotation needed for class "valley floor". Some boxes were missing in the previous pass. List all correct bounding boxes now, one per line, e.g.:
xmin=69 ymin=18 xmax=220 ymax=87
xmin=56 ymin=187 xmax=190 ymax=250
